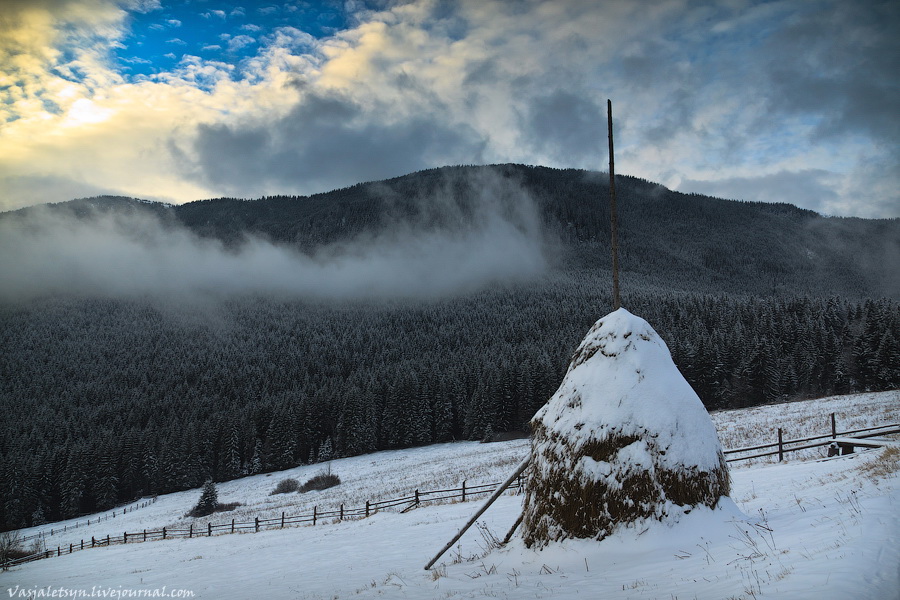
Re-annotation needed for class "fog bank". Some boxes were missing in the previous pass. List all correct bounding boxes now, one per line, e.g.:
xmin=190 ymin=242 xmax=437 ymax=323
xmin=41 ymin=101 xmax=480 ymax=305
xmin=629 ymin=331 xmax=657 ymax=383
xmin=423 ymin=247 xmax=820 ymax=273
xmin=0 ymin=176 xmax=551 ymax=303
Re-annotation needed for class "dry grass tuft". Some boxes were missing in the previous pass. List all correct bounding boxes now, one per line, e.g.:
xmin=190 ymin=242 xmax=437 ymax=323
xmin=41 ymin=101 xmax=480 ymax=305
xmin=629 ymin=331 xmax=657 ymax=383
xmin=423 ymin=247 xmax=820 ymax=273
xmin=856 ymin=446 xmax=900 ymax=483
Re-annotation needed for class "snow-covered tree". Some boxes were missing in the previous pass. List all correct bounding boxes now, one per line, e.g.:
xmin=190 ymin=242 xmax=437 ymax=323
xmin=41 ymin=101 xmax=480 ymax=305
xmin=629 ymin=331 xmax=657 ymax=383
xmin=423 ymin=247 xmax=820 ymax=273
xmin=190 ymin=479 xmax=219 ymax=518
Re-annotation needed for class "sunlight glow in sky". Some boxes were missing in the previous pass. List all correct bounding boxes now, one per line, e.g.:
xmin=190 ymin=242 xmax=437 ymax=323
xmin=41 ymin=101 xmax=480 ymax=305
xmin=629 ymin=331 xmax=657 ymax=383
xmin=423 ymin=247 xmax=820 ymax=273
xmin=1 ymin=0 xmax=897 ymax=217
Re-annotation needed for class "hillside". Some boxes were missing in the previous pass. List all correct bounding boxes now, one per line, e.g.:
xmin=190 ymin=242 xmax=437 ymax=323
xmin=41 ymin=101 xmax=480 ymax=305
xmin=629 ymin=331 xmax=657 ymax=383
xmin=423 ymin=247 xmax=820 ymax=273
xmin=5 ymin=392 xmax=899 ymax=600
xmin=1 ymin=165 xmax=899 ymax=533
xmin=5 ymin=164 xmax=898 ymax=298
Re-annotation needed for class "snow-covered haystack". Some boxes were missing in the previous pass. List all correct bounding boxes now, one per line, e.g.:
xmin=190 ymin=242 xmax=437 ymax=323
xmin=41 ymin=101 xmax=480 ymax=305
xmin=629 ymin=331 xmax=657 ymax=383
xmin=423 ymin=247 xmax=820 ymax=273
xmin=521 ymin=308 xmax=730 ymax=548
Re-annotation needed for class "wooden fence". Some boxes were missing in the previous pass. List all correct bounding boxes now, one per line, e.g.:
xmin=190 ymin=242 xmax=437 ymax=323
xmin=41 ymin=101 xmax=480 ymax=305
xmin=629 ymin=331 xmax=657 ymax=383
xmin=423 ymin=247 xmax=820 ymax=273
xmin=723 ymin=415 xmax=900 ymax=463
xmin=4 ymin=414 xmax=898 ymax=570
xmin=19 ymin=497 xmax=158 ymax=544
xmin=2 ymin=478 xmax=518 ymax=569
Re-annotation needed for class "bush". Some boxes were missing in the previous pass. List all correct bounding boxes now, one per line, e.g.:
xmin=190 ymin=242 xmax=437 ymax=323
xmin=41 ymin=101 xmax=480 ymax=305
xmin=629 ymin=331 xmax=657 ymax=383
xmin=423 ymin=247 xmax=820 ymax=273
xmin=270 ymin=478 xmax=300 ymax=495
xmin=299 ymin=471 xmax=341 ymax=493
xmin=0 ymin=531 xmax=25 ymax=569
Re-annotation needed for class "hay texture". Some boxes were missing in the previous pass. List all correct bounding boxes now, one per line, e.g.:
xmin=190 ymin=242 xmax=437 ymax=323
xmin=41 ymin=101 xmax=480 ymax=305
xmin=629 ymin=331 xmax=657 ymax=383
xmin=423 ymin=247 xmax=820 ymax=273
xmin=521 ymin=308 xmax=730 ymax=548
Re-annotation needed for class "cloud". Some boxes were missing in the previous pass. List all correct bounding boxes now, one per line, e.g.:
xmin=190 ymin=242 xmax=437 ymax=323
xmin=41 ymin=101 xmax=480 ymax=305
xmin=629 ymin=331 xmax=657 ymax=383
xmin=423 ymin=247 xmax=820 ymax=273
xmin=121 ymin=55 xmax=152 ymax=65
xmin=519 ymin=91 xmax=606 ymax=167
xmin=762 ymin=2 xmax=899 ymax=146
xmin=227 ymin=35 xmax=256 ymax=53
xmin=0 ymin=174 xmax=116 ymax=213
xmin=185 ymin=89 xmax=487 ymax=197
xmin=123 ymin=0 xmax=161 ymax=13
xmin=0 ymin=0 xmax=897 ymax=218
xmin=0 ymin=170 xmax=550 ymax=302
xmin=680 ymin=170 xmax=842 ymax=215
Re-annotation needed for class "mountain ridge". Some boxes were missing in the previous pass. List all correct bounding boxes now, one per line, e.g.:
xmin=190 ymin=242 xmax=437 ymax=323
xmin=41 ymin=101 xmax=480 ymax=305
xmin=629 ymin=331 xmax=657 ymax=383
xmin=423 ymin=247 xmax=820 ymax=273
xmin=4 ymin=164 xmax=896 ymax=298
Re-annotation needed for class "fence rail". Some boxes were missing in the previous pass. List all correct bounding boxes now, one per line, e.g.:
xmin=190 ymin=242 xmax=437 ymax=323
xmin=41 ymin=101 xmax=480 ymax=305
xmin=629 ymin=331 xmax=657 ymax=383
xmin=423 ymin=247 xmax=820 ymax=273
xmin=4 ymin=414 xmax=897 ymax=570
xmin=723 ymin=417 xmax=900 ymax=463
xmin=19 ymin=497 xmax=158 ymax=544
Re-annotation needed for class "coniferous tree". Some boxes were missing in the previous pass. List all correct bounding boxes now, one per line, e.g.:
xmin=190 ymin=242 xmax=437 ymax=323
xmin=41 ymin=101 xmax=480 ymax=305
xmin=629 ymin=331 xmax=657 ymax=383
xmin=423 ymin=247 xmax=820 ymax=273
xmin=190 ymin=479 xmax=219 ymax=517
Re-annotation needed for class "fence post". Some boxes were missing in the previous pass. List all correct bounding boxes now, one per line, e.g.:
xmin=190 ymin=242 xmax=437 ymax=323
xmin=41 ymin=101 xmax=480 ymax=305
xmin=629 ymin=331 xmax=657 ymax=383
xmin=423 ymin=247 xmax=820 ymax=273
xmin=189 ymin=524 xmax=193 ymax=539
xmin=777 ymin=428 xmax=784 ymax=462
xmin=143 ymin=530 xmax=147 ymax=542
xmin=81 ymin=540 xmax=83 ymax=550
xmin=281 ymin=512 xmax=285 ymax=528
xmin=366 ymin=501 xmax=370 ymax=518
xmin=124 ymin=532 xmax=127 ymax=544
xmin=162 ymin=527 xmax=166 ymax=540
xmin=69 ymin=543 xmax=72 ymax=554
xmin=340 ymin=504 xmax=344 ymax=521
xmin=231 ymin=519 xmax=235 ymax=534
xmin=462 ymin=480 xmax=466 ymax=502
xmin=415 ymin=489 xmax=420 ymax=507
xmin=208 ymin=522 xmax=212 ymax=537
xmin=92 ymin=536 xmax=95 ymax=548
xmin=106 ymin=535 xmax=109 ymax=546
xmin=57 ymin=546 xmax=60 ymax=557
xmin=313 ymin=506 xmax=317 ymax=526
xmin=831 ymin=413 xmax=837 ymax=438
xmin=255 ymin=517 xmax=259 ymax=532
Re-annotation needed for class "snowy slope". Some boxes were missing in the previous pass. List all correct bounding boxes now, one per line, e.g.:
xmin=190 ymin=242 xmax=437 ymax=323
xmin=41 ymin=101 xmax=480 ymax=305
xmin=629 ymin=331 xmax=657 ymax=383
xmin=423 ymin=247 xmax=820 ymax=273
xmin=4 ymin=391 xmax=899 ymax=599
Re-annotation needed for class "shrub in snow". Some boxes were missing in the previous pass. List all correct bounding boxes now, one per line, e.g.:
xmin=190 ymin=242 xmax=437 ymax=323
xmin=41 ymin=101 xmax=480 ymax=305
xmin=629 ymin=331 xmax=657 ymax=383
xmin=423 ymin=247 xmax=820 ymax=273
xmin=0 ymin=530 xmax=25 ymax=568
xmin=299 ymin=470 xmax=341 ymax=493
xmin=521 ymin=308 xmax=730 ymax=548
xmin=271 ymin=478 xmax=300 ymax=495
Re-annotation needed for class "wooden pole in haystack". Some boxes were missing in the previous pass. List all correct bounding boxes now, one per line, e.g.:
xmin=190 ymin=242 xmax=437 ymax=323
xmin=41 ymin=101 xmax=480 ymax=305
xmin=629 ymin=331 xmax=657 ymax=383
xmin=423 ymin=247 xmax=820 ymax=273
xmin=607 ymin=99 xmax=621 ymax=311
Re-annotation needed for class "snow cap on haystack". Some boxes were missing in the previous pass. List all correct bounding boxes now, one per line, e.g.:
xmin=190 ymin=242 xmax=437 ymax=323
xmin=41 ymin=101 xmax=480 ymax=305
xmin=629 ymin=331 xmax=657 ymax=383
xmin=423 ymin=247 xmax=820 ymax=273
xmin=521 ymin=308 xmax=730 ymax=548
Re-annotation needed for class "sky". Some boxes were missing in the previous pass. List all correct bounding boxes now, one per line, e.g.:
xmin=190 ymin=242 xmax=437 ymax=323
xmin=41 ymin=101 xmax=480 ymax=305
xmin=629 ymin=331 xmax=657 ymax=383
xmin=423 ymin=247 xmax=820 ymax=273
xmin=0 ymin=0 xmax=897 ymax=218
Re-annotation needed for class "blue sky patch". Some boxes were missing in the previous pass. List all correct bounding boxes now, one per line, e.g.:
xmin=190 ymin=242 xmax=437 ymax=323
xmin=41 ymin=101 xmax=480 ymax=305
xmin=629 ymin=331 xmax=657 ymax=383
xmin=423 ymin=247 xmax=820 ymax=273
xmin=116 ymin=1 xmax=353 ymax=77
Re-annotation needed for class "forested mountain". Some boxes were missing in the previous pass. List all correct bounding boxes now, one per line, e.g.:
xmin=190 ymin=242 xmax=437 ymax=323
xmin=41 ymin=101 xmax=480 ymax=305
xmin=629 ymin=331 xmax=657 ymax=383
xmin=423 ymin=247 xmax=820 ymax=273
xmin=1 ymin=164 xmax=898 ymax=531
xmin=7 ymin=164 xmax=897 ymax=298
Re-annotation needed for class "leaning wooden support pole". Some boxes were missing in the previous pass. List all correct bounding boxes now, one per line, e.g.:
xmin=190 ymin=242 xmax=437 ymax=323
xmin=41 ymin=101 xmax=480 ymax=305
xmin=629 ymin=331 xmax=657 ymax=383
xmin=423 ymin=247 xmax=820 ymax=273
xmin=501 ymin=510 xmax=525 ymax=546
xmin=424 ymin=458 xmax=530 ymax=570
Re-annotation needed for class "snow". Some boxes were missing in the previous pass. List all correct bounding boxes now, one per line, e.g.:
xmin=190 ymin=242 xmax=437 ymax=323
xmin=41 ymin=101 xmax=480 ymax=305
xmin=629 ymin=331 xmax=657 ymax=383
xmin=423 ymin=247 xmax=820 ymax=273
xmin=534 ymin=308 xmax=725 ymax=474
xmin=4 ymin=390 xmax=899 ymax=599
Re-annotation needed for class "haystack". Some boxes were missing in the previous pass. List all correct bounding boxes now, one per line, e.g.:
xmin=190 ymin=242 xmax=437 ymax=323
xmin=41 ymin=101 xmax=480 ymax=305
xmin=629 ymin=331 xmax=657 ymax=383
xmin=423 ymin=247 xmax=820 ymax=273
xmin=521 ymin=308 xmax=730 ymax=548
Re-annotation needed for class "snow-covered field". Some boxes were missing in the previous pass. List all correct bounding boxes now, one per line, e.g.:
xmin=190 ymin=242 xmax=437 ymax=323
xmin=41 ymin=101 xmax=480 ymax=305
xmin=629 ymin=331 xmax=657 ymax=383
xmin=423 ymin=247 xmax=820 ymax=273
xmin=4 ymin=390 xmax=899 ymax=599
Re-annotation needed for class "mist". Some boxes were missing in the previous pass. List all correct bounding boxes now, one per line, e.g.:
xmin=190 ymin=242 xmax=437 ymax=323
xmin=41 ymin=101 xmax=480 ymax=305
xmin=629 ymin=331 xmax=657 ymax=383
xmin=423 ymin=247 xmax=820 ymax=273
xmin=0 ymin=173 xmax=553 ymax=303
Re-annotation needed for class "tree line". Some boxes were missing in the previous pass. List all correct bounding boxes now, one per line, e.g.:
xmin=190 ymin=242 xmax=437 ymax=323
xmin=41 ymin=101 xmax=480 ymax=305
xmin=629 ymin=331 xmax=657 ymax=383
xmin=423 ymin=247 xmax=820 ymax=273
xmin=1 ymin=280 xmax=897 ymax=531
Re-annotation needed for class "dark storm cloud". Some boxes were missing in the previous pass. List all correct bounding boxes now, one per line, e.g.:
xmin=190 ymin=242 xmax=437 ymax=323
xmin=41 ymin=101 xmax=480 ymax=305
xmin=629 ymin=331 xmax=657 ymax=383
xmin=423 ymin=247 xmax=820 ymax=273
xmin=520 ymin=91 xmax=605 ymax=166
xmin=187 ymin=90 xmax=487 ymax=197
xmin=762 ymin=1 xmax=899 ymax=145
